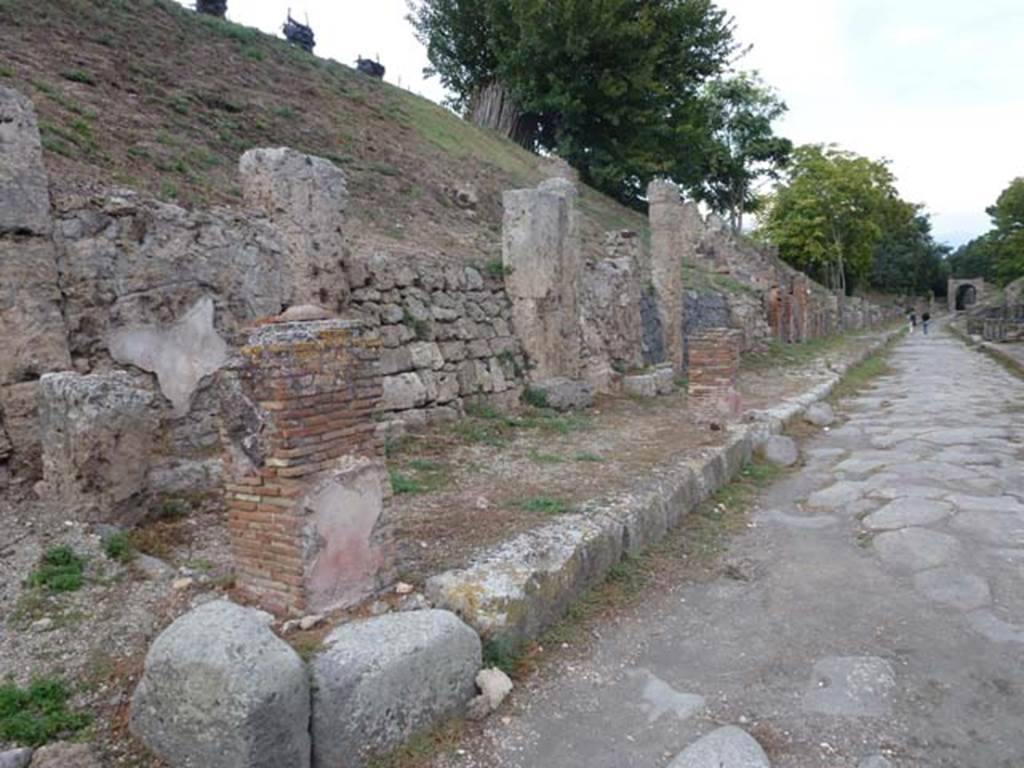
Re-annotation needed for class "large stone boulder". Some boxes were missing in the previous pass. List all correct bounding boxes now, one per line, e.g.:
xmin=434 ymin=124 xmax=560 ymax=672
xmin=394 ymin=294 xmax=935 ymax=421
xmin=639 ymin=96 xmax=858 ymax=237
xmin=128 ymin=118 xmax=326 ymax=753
xmin=0 ymin=748 xmax=33 ymax=768
xmin=27 ymin=742 xmax=98 ymax=768
xmin=804 ymin=402 xmax=836 ymax=427
xmin=130 ymin=600 xmax=311 ymax=768
xmin=760 ymin=435 xmax=799 ymax=467
xmin=38 ymin=372 xmax=157 ymax=524
xmin=530 ymin=377 xmax=594 ymax=411
xmin=311 ymin=610 xmax=481 ymax=768
xmin=668 ymin=726 xmax=770 ymax=768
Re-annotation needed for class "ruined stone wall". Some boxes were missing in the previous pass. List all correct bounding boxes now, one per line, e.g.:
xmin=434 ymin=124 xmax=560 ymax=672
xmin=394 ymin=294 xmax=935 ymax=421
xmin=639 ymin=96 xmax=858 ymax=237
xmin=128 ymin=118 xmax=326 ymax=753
xmin=0 ymin=87 xmax=72 ymax=483
xmin=346 ymin=251 xmax=525 ymax=427
xmin=580 ymin=231 xmax=645 ymax=387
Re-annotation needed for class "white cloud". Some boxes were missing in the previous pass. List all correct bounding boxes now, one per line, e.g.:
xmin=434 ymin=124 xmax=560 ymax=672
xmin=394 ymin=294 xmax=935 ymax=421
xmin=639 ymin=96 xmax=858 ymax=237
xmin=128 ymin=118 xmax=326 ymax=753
xmin=720 ymin=0 xmax=1024 ymax=245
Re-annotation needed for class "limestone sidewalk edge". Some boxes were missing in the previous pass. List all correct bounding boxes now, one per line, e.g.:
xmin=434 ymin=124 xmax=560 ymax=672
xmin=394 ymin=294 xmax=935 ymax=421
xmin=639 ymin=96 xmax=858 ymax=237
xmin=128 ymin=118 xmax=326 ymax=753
xmin=426 ymin=327 xmax=905 ymax=646
xmin=945 ymin=320 xmax=1024 ymax=377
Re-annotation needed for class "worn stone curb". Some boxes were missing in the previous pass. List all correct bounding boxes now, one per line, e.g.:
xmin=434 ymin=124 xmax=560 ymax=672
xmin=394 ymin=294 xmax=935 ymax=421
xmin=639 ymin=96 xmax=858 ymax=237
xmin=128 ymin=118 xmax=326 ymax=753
xmin=427 ymin=328 xmax=904 ymax=646
xmin=945 ymin=321 xmax=1023 ymax=377
xmin=976 ymin=341 xmax=1024 ymax=377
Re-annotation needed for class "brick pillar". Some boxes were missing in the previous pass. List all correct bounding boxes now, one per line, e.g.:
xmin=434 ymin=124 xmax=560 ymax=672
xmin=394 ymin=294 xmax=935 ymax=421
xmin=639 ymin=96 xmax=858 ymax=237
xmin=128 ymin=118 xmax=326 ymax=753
xmin=648 ymin=180 xmax=701 ymax=375
xmin=766 ymin=286 xmax=783 ymax=340
xmin=792 ymin=275 xmax=810 ymax=343
xmin=502 ymin=178 xmax=582 ymax=380
xmin=219 ymin=314 xmax=385 ymax=616
xmin=687 ymin=328 xmax=743 ymax=422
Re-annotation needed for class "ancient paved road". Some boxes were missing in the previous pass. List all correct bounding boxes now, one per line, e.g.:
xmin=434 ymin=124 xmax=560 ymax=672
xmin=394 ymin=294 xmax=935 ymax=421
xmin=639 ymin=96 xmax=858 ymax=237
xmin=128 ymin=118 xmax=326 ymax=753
xmin=441 ymin=325 xmax=1024 ymax=768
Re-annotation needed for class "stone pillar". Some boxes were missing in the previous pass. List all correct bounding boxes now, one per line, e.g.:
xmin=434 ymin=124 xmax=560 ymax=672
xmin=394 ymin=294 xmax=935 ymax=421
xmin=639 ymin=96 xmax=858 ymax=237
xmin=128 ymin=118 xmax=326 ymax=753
xmin=38 ymin=372 xmax=157 ymax=524
xmin=239 ymin=147 xmax=350 ymax=311
xmin=502 ymin=178 xmax=582 ymax=380
xmin=687 ymin=328 xmax=743 ymax=422
xmin=647 ymin=180 xmax=701 ymax=374
xmin=219 ymin=314 xmax=385 ymax=616
xmin=0 ymin=87 xmax=72 ymax=476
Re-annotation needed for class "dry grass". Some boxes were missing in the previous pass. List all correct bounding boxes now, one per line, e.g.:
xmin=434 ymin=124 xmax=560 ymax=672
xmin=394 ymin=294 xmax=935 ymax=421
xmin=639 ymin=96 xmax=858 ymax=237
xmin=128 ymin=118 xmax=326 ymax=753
xmin=1 ymin=0 xmax=648 ymax=264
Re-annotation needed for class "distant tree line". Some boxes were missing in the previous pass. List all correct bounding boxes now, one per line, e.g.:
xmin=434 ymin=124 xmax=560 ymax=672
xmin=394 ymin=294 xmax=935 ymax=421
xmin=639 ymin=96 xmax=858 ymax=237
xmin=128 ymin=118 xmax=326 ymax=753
xmin=947 ymin=178 xmax=1024 ymax=287
xmin=756 ymin=145 xmax=949 ymax=296
xmin=407 ymin=1 xmax=976 ymax=298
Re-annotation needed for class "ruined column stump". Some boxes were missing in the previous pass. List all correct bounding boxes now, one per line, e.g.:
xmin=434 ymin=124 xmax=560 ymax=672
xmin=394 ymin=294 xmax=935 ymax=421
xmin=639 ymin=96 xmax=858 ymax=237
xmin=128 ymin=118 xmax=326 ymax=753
xmin=502 ymin=178 xmax=582 ymax=381
xmin=687 ymin=328 xmax=743 ymax=422
xmin=647 ymin=180 xmax=701 ymax=374
xmin=219 ymin=314 xmax=385 ymax=615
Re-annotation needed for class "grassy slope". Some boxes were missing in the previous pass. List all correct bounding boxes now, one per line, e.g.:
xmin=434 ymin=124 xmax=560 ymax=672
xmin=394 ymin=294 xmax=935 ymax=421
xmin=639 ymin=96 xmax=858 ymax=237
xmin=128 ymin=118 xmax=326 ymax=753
xmin=0 ymin=0 xmax=647 ymax=262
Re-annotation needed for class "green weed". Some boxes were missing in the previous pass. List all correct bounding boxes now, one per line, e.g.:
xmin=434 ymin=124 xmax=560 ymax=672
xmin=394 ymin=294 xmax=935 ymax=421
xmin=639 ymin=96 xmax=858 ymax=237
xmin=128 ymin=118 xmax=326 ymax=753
xmin=482 ymin=258 xmax=508 ymax=278
xmin=102 ymin=532 xmax=134 ymax=563
xmin=169 ymin=95 xmax=190 ymax=115
xmin=0 ymin=677 xmax=90 ymax=747
xmin=389 ymin=471 xmax=423 ymax=495
xmin=464 ymin=402 xmax=501 ymax=420
xmin=520 ymin=387 xmax=549 ymax=409
xmin=573 ymin=451 xmax=605 ymax=463
xmin=519 ymin=496 xmax=569 ymax=515
xmin=26 ymin=547 xmax=86 ymax=594
xmin=61 ymin=69 xmax=96 ymax=86
xmin=481 ymin=636 xmax=523 ymax=678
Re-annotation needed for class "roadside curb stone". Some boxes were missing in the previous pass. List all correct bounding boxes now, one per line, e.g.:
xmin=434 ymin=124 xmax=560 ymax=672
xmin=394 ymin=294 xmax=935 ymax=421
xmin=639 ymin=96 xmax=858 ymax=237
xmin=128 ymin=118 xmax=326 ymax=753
xmin=760 ymin=435 xmax=799 ymax=466
xmin=427 ymin=330 xmax=898 ymax=645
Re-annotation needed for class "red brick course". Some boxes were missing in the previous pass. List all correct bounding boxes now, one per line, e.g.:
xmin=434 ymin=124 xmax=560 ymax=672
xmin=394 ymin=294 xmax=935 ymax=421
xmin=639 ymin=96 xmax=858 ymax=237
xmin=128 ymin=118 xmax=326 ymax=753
xmin=219 ymin=316 xmax=382 ymax=615
xmin=688 ymin=328 xmax=743 ymax=421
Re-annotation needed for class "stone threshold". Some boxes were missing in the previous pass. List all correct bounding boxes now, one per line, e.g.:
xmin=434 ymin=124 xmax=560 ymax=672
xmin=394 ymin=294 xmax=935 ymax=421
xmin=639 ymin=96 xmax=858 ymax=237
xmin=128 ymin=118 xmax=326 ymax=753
xmin=426 ymin=328 xmax=904 ymax=646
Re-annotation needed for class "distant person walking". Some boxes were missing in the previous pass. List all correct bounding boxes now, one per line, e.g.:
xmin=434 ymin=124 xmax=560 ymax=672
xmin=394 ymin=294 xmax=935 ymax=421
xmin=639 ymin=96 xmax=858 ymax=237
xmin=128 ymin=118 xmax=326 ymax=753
xmin=908 ymin=310 xmax=917 ymax=334
xmin=922 ymin=311 xmax=931 ymax=335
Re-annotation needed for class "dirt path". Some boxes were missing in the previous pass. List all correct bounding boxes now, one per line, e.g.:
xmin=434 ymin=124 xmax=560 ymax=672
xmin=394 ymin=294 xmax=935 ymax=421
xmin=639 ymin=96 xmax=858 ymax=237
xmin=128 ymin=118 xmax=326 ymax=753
xmin=430 ymin=322 xmax=1024 ymax=768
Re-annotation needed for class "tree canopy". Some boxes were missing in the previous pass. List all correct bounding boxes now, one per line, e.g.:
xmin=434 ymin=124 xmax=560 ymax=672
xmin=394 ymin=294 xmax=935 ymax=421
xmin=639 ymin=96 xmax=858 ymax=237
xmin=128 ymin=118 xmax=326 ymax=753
xmin=694 ymin=72 xmax=792 ymax=233
xmin=948 ymin=178 xmax=1024 ymax=286
xmin=758 ymin=144 xmax=947 ymax=296
xmin=407 ymin=0 xmax=744 ymax=207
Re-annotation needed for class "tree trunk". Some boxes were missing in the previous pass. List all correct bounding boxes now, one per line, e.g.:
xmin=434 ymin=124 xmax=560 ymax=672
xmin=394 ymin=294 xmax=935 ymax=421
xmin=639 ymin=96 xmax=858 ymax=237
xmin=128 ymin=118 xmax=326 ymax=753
xmin=468 ymin=81 xmax=538 ymax=150
xmin=196 ymin=0 xmax=226 ymax=18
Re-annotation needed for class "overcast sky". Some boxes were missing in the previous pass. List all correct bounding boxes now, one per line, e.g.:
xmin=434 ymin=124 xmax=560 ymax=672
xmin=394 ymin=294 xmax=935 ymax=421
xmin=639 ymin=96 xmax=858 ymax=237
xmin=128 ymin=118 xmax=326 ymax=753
xmin=197 ymin=0 xmax=1024 ymax=246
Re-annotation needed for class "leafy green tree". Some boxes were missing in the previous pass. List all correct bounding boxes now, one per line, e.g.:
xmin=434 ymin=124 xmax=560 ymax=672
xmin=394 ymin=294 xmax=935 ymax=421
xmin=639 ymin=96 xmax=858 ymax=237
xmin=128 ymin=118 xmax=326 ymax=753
xmin=947 ymin=233 xmax=1001 ymax=283
xmin=948 ymin=178 xmax=1024 ymax=286
xmin=695 ymin=72 xmax=792 ymax=233
xmin=987 ymin=177 xmax=1024 ymax=283
xmin=760 ymin=145 xmax=900 ymax=293
xmin=870 ymin=207 xmax=949 ymax=296
xmin=407 ymin=0 xmax=738 ymax=207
